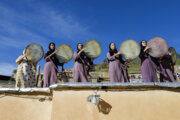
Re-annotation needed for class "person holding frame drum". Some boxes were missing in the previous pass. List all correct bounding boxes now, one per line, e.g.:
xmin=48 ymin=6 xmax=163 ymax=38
xmin=43 ymin=42 xmax=64 ymax=87
xmin=73 ymin=43 xmax=90 ymax=82
xmin=107 ymin=42 xmax=130 ymax=82
xmin=15 ymin=43 xmax=43 ymax=88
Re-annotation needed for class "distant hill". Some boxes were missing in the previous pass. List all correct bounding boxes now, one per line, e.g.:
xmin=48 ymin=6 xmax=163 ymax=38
xmin=175 ymin=53 xmax=180 ymax=65
xmin=127 ymin=58 xmax=141 ymax=73
xmin=177 ymin=53 xmax=180 ymax=59
xmin=94 ymin=58 xmax=141 ymax=73
xmin=95 ymin=53 xmax=180 ymax=73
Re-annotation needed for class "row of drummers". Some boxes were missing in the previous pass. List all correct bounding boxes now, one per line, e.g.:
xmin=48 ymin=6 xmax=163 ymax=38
xmin=15 ymin=37 xmax=177 ymax=88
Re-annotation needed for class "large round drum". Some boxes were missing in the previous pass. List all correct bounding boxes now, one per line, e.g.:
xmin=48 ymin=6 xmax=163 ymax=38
xmin=84 ymin=40 xmax=102 ymax=58
xmin=168 ymin=47 xmax=177 ymax=65
xmin=147 ymin=37 xmax=168 ymax=58
xmin=55 ymin=44 xmax=73 ymax=62
xmin=25 ymin=43 xmax=44 ymax=62
xmin=120 ymin=40 xmax=140 ymax=59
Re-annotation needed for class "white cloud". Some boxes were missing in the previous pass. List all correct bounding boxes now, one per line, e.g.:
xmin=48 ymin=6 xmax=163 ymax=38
xmin=0 ymin=63 xmax=17 ymax=76
xmin=45 ymin=11 xmax=90 ymax=39
xmin=0 ymin=1 xmax=94 ymax=71
xmin=0 ymin=5 xmax=48 ymax=48
xmin=0 ymin=2 xmax=92 ymax=49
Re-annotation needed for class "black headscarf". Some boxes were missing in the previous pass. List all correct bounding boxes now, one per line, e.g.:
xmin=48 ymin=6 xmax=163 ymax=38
xmin=140 ymin=40 xmax=147 ymax=51
xmin=139 ymin=40 xmax=148 ymax=64
xmin=109 ymin=42 xmax=118 ymax=56
xmin=108 ymin=42 xmax=125 ymax=64
xmin=47 ymin=42 xmax=55 ymax=55
xmin=46 ymin=42 xmax=59 ymax=67
xmin=77 ymin=43 xmax=86 ymax=59
xmin=76 ymin=43 xmax=93 ymax=65
xmin=139 ymin=40 xmax=159 ymax=66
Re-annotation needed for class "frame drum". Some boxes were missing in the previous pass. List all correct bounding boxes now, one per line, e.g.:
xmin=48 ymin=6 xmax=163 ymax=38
xmin=56 ymin=44 xmax=73 ymax=62
xmin=25 ymin=43 xmax=44 ymax=62
xmin=84 ymin=40 xmax=102 ymax=58
xmin=147 ymin=37 xmax=168 ymax=58
xmin=120 ymin=40 xmax=140 ymax=59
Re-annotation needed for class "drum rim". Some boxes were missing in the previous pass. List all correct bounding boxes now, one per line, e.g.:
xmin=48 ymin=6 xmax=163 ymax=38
xmin=56 ymin=44 xmax=73 ymax=62
xmin=169 ymin=47 xmax=177 ymax=65
xmin=25 ymin=43 xmax=44 ymax=62
xmin=84 ymin=40 xmax=102 ymax=58
xmin=147 ymin=37 xmax=168 ymax=58
xmin=120 ymin=40 xmax=140 ymax=59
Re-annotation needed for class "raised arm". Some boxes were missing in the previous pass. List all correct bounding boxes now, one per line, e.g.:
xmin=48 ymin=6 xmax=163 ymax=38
xmin=44 ymin=53 xmax=51 ymax=62
xmin=16 ymin=55 xmax=25 ymax=64
xmin=73 ymin=52 xmax=80 ymax=61
xmin=139 ymin=49 xmax=148 ymax=60
xmin=44 ymin=50 xmax=57 ymax=62
xmin=107 ymin=52 xmax=116 ymax=61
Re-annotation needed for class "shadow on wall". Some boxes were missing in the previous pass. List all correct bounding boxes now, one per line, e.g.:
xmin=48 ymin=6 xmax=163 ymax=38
xmin=97 ymin=98 xmax=112 ymax=115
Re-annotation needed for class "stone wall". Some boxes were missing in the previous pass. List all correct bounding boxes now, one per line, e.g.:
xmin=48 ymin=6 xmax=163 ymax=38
xmin=1 ymin=83 xmax=180 ymax=120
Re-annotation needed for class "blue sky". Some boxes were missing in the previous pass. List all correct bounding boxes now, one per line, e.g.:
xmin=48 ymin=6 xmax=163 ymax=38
xmin=0 ymin=0 xmax=179 ymax=75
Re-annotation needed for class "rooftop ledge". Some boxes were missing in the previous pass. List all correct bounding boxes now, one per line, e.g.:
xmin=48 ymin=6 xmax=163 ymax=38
xmin=0 ymin=83 xmax=180 ymax=95
xmin=50 ymin=82 xmax=180 ymax=91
